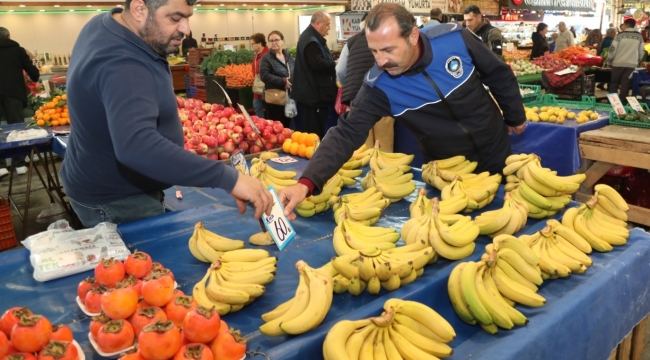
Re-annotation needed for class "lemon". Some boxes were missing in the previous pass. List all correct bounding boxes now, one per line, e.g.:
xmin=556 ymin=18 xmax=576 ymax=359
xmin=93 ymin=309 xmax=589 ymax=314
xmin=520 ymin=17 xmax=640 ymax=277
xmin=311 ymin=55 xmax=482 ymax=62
xmin=557 ymin=116 xmax=566 ymax=124
xmin=577 ymin=115 xmax=589 ymax=124
xmin=526 ymin=112 xmax=533 ymax=121
xmin=539 ymin=112 xmax=550 ymax=121
xmin=567 ymin=112 xmax=576 ymax=119
xmin=540 ymin=106 xmax=548 ymax=112
xmin=531 ymin=114 xmax=540 ymax=122
xmin=589 ymin=113 xmax=599 ymax=120
xmin=549 ymin=115 xmax=557 ymax=123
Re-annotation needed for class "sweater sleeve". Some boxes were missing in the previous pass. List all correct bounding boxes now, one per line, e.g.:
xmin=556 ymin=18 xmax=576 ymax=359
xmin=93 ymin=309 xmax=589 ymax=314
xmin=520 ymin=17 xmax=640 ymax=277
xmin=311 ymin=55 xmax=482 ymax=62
xmin=462 ymin=29 xmax=525 ymax=127
xmin=639 ymin=38 xmax=645 ymax=64
xmin=259 ymin=55 xmax=286 ymax=89
xmin=607 ymin=37 xmax=619 ymax=65
xmin=20 ymin=48 xmax=40 ymax=82
xmin=300 ymin=84 xmax=390 ymax=192
xmin=98 ymin=58 xmax=239 ymax=191
xmin=304 ymin=42 xmax=336 ymax=71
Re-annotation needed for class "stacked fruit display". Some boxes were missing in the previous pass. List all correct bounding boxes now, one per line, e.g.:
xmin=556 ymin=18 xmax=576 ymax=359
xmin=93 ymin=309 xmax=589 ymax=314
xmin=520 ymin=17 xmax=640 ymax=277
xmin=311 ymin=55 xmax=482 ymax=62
xmin=32 ymin=93 xmax=69 ymax=127
xmin=294 ymin=174 xmax=344 ymax=218
xmin=259 ymin=260 xmax=333 ymax=336
xmin=360 ymin=167 xmax=416 ymax=203
xmin=523 ymin=105 xmax=601 ymax=124
xmin=347 ymin=141 xmax=414 ymax=172
xmin=187 ymin=222 xmax=245 ymax=263
xmin=449 ymin=239 xmax=545 ymax=334
xmin=503 ymin=154 xmax=585 ymax=218
xmin=178 ymin=97 xmax=292 ymax=160
xmin=331 ymin=244 xmax=434 ymax=295
xmin=322 ymin=299 xmax=455 ymax=360
xmin=421 ymin=155 xmax=478 ymax=191
xmin=0 ymin=307 xmax=79 ymax=360
xmin=281 ymin=132 xmax=320 ymax=159
xmin=332 ymin=214 xmax=400 ymax=254
xmin=332 ymin=187 xmax=390 ymax=226
xmin=561 ymin=184 xmax=630 ymax=252
xmin=509 ymin=59 xmax=544 ymax=77
xmin=473 ymin=192 xmax=529 ymax=237
xmin=441 ymin=172 xmax=502 ymax=212
xmin=401 ymin=199 xmax=480 ymax=260
xmin=250 ymin=159 xmax=298 ymax=190
xmin=192 ymin=249 xmax=276 ymax=315
xmin=410 ymin=188 xmax=469 ymax=216
xmin=530 ymin=54 xmax=570 ymax=71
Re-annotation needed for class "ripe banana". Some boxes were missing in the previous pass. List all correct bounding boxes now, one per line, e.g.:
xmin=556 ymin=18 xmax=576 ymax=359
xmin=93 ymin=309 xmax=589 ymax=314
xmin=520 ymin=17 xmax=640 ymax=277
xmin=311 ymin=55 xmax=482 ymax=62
xmin=595 ymin=183 xmax=629 ymax=211
xmin=191 ymin=271 xmax=232 ymax=316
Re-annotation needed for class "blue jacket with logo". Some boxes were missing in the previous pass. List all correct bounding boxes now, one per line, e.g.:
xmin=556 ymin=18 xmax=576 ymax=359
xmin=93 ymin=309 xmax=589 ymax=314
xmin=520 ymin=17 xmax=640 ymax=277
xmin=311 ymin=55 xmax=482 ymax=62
xmin=301 ymin=23 xmax=525 ymax=192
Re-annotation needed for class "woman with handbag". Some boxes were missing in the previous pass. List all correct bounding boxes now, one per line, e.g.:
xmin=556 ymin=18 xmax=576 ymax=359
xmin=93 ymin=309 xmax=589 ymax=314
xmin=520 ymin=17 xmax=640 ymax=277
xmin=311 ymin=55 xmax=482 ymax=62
xmin=260 ymin=30 xmax=295 ymax=128
xmin=250 ymin=33 xmax=269 ymax=119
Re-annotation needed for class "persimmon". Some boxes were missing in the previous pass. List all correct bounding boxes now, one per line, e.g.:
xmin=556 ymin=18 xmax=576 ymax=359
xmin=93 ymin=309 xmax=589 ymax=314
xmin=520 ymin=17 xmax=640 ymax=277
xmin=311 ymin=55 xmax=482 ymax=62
xmin=96 ymin=320 xmax=134 ymax=354
xmin=50 ymin=325 xmax=73 ymax=342
xmin=209 ymin=328 xmax=246 ymax=360
xmin=173 ymin=344 xmax=213 ymax=360
xmin=95 ymin=258 xmax=126 ymax=288
xmin=5 ymin=353 xmax=37 ymax=360
xmin=101 ymin=285 xmax=138 ymax=320
xmin=89 ymin=312 xmax=111 ymax=339
xmin=37 ymin=341 xmax=78 ymax=360
xmin=0 ymin=308 xmax=32 ymax=337
xmin=141 ymin=270 xmax=174 ymax=307
xmin=0 ymin=331 xmax=13 ymax=358
xmin=138 ymin=320 xmax=181 ymax=360
xmin=124 ymin=251 xmax=153 ymax=279
xmin=118 ymin=348 xmax=146 ymax=360
xmin=84 ymin=286 xmax=107 ymax=314
xmin=11 ymin=315 xmax=52 ymax=353
xmin=120 ymin=276 xmax=143 ymax=298
xmin=151 ymin=263 xmax=175 ymax=282
xmin=164 ymin=296 xmax=196 ymax=328
xmin=182 ymin=306 xmax=220 ymax=344
xmin=77 ymin=277 xmax=96 ymax=300
xmin=129 ymin=307 xmax=167 ymax=337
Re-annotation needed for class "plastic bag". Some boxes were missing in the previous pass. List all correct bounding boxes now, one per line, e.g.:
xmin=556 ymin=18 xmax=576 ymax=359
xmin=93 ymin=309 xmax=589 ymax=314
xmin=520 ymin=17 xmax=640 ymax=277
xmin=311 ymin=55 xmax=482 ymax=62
xmin=335 ymin=87 xmax=349 ymax=115
xmin=26 ymin=222 xmax=130 ymax=282
xmin=570 ymin=54 xmax=603 ymax=67
xmin=285 ymin=89 xmax=298 ymax=118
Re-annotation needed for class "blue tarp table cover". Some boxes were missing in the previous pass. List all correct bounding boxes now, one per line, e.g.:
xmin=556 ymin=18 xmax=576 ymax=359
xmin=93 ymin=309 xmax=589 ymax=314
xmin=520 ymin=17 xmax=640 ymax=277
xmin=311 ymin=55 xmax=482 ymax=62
xmin=0 ymin=123 xmax=54 ymax=160
xmin=52 ymin=135 xmax=68 ymax=158
xmin=1 ymin=161 xmax=649 ymax=360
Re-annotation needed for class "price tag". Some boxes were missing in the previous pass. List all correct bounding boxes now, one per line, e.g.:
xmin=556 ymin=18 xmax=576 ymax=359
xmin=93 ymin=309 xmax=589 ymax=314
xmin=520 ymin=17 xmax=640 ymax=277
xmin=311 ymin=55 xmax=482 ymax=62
xmin=230 ymin=150 xmax=250 ymax=175
xmin=262 ymin=187 xmax=296 ymax=250
xmin=268 ymin=156 xmax=298 ymax=164
xmin=607 ymin=93 xmax=627 ymax=115
xmin=626 ymin=97 xmax=646 ymax=113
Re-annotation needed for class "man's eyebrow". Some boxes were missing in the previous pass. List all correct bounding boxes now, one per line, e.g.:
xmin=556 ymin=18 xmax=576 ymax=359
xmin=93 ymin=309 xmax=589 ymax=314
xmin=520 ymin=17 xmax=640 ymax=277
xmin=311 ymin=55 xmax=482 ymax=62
xmin=169 ymin=11 xmax=191 ymax=17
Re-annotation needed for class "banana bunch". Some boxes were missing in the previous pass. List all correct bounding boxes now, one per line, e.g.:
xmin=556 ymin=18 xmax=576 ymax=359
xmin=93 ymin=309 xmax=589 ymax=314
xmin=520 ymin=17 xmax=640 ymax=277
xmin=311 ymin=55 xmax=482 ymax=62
xmin=332 ymin=187 xmax=390 ymax=226
xmin=259 ymin=260 xmax=333 ymax=336
xmin=363 ymin=140 xmax=414 ymax=173
xmin=323 ymin=300 xmax=455 ymax=360
xmin=561 ymin=184 xmax=629 ymax=253
xmin=518 ymin=224 xmax=592 ymax=279
xmin=361 ymin=166 xmax=416 ymax=203
xmin=188 ymin=222 xmax=246 ymax=263
xmin=402 ymin=199 xmax=480 ymax=260
xmin=421 ymin=155 xmax=479 ymax=190
xmin=473 ymin=192 xmax=529 ymax=237
xmin=192 ymin=249 xmax=275 ymax=316
xmin=258 ymin=151 xmax=279 ymax=161
xmin=503 ymin=153 xmax=586 ymax=218
xmin=296 ymin=174 xmax=345 ymax=217
xmin=250 ymin=160 xmax=298 ymax=190
xmin=331 ymin=243 xmax=435 ymax=294
xmin=441 ymin=172 xmax=501 ymax=212
xmin=332 ymin=215 xmax=401 ymax=255
xmin=350 ymin=143 xmax=374 ymax=167
xmin=338 ymin=168 xmax=363 ymax=187
xmin=410 ymin=188 xmax=470 ymax=217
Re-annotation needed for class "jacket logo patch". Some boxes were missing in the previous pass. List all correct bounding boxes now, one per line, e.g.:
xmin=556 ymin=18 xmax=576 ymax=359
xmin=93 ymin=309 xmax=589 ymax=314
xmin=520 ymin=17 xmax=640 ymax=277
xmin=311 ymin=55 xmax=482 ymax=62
xmin=446 ymin=56 xmax=463 ymax=78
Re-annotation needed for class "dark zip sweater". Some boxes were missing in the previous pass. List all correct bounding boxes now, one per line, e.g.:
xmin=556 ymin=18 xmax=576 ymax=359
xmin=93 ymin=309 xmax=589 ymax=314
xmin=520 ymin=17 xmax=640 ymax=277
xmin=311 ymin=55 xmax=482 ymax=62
xmin=341 ymin=30 xmax=376 ymax=105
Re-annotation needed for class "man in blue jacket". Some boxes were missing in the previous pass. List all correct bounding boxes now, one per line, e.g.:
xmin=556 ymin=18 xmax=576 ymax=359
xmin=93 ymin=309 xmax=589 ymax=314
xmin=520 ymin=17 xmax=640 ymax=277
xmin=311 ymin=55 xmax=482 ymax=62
xmin=61 ymin=0 xmax=272 ymax=227
xmin=279 ymin=3 xmax=526 ymax=217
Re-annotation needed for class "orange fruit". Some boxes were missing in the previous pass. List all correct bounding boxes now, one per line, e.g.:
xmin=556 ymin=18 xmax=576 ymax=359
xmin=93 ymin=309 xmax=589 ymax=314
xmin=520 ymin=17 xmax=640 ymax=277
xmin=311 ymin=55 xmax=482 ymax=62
xmin=305 ymin=146 xmax=314 ymax=159
xmin=51 ymin=114 xmax=60 ymax=120
xmin=36 ymin=114 xmax=43 ymax=121
xmin=36 ymin=120 xmax=44 ymax=126
xmin=43 ymin=114 xmax=50 ymax=121
xmin=282 ymin=139 xmax=292 ymax=153
xmin=51 ymin=120 xmax=60 ymax=127
xmin=61 ymin=94 xmax=66 ymax=100
xmin=305 ymin=134 xmax=319 ymax=147
xmin=290 ymin=131 xmax=301 ymax=143
xmin=297 ymin=144 xmax=307 ymax=158
xmin=298 ymin=133 xmax=309 ymax=145
xmin=289 ymin=142 xmax=300 ymax=155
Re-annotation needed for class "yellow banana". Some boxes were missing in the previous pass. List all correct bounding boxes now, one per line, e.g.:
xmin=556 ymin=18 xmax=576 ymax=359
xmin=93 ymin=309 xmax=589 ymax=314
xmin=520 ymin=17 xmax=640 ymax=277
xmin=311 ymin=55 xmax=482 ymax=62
xmin=197 ymin=223 xmax=246 ymax=252
xmin=322 ymin=319 xmax=372 ymax=360
xmin=220 ymin=249 xmax=270 ymax=262
xmin=429 ymin=219 xmax=475 ymax=260
xmin=214 ymin=270 xmax=266 ymax=298
xmin=435 ymin=155 xmax=466 ymax=168
xmin=448 ymin=262 xmax=476 ymax=325
xmin=263 ymin=163 xmax=297 ymax=179
xmin=476 ymin=264 xmax=514 ymax=329
xmin=385 ymin=298 xmax=456 ymax=343
xmin=491 ymin=267 xmax=546 ymax=307
xmin=259 ymin=271 xmax=310 ymax=336
xmin=459 ymin=261 xmax=493 ymax=325
xmin=261 ymin=298 xmax=293 ymax=322
xmin=347 ymin=276 xmax=365 ymax=296
xmin=595 ymin=184 xmax=629 ymax=211
xmin=482 ymin=267 xmax=528 ymax=326
xmin=205 ymin=270 xmax=250 ymax=305
xmin=526 ymin=159 xmax=567 ymax=191
xmin=596 ymin=195 xmax=628 ymax=221
xmin=188 ymin=231 xmax=209 ymax=262
xmin=195 ymin=234 xmax=223 ymax=263
xmin=573 ymin=212 xmax=613 ymax=252
xmin=493 ymin=234 xmax=539 ymax=266
xmin=192 ymin=272 xmax=231 ymax=315
xmin=549 ymin=219 xmax=592 ymax=254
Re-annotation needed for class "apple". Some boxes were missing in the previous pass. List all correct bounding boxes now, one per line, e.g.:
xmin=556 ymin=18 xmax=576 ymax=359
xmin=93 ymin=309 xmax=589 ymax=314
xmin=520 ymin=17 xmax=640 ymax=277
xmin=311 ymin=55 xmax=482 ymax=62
xmin=182 ymin=120 xmax=192 ymax=128
xmin=196 ymin=109 xmax=206 ymax=119
xmin=182 ymin=127 xmax=191 ymax=136
xmin=176 ymin=96 xmax=185 ymax=108
xmin=184 ymin=99 xmax=195 ymax=110
xmin=233 ymin=125 xmax=243 ymax=134
xmin=219 ymin=117 xmax=229 ymax=125
xmin=265 ymin=120 xmax=274 ymax=126
xmin=234 ymin=114 xmax=245 ymax=127
xmin=214 ymin=110 xmax=223 ymax=118
xmin=247 ymin=132 xmax=259 ymax=141
xmin=216 ymin=124 xmax=225 ymax=131
xmin=268 ymin=134 xmax=278 ymax=144
xmin=193 ymin=119 xmax=203 ymax=127
xmin=226 ymin=130 xmax=235 ymax=138
xmin=203 ymin=103 xmax=212 ymax=112
xmin=219 ymin=152 xmax=231 ymax=160
xmin=250 ymin=145 xmax=262 ymax=154
xmin=231 ymin=133 xmax=242 ymax=145
xmin=277 ymin=134 xmax=285 ymax=144
xmin=229 ymin=114 xmax=237 ymax=122
xmin=262 ymin=128 xmax=272 ymax=138
xmin=206 ymin=113 xmax=215 ymax=122
xmin=264 ymin=142 xmax=275 ymax=150
xmin=216 ymin=133 xmax=227 ymax=145
xmin=224 ymin=122 xmax=235 ymax=130
xmin=191 ymin=134 xmax=201 ymax=146
xmin=272 ymin=122 xmax=284 ymax=134
xmin=208 ymin=129 xmax=219 ymax=137
xmin=282 ymin=128 xmax=292 ymax=138
xmin=242 ymin=126 xmax=253 ymax=136
xmin=189 ymin=114 xmax=199 ymax=122
xmin=208 ymin=153 xmax=219 ymax=161
xmin=201 ymin=135 xmax=211 ymax=144
xmin=180 ymin=112 xmax=189 ymax=121
xmin=194 ymin=100 xmax=204 ymax=109
xmin=195 ymin=143 xmax=208 ymax=155
xmin=204 ymin=136 xmax=217 ymax=149
xmin=238 ymin=142 xmax=249 ymax=153
xmin=199 ymin=126 xmax=208 ymax=135
xmin=216 ymin=146 xmax=224 ymax=154
xmin=183 ymin=143 xmax=194 ymax=151
xmin=208 ymin=124 xmax=217 ymax=130
xmin=222 ymin=107 xmax=235 ymax=118
xmin=223 ymin=141 xmax=235 ymax=153
xmin=254 ymin=138 xmax=264 ymax=148
xmin=210 ymin=104 xmax=220 ymax=113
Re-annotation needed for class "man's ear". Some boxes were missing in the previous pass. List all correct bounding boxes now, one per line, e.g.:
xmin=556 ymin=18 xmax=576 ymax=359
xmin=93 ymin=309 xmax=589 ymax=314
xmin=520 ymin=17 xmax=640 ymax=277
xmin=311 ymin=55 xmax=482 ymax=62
xmin=130 ymin=0 xmax=148 ymax=23
xmin=409 ymin=26 xmax=419 ymax=47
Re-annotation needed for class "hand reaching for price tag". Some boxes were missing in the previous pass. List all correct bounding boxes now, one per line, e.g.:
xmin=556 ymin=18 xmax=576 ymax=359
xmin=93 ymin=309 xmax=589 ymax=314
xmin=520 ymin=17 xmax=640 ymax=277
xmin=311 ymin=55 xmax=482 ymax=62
xmin=230 ymin=173 xmax=274 ymax=219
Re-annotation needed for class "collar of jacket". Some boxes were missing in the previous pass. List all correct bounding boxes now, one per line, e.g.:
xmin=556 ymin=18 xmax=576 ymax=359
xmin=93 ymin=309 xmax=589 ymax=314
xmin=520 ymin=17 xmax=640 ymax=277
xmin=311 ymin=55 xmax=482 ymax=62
xmin=306 ymin=24 xmax=327 ymax=45
xmin=475 ymin=20 xmax=490 ymax=33
xmin=256 ymin=46 xmax=270 ymax=60
xmin=104 ymin=7 xmax=168 ymax=63
xmin=0 ymin=38 xmax=19 ymax=49
xmin=399 ymin=32 xmax=432 ymax=76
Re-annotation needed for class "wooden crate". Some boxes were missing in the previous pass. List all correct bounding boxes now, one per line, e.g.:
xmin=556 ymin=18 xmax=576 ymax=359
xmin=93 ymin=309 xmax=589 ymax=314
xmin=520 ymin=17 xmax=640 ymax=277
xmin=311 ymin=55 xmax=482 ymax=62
xmin=609 ymin=316 xmax=647 ymax=360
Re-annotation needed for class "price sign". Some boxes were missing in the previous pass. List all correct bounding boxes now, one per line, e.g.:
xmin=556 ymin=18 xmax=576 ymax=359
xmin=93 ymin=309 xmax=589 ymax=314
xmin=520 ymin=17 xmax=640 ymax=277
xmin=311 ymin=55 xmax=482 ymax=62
xmin=607 ymin=93 xmax=627 ymax=115
xmin=626 ymin=97 xmax=646 ymax=113
xmin=268 ymin=156 xmax=298 ymax=164
xmin=230 ymin=150 xmax=250 ymax=175
xmin=262 ymin=187 xmax=296 ymax=250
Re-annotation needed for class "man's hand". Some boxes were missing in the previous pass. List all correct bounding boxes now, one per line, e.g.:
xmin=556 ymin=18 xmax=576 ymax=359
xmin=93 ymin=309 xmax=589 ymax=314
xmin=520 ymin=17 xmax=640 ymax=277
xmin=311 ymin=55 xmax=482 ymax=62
xmin=230 ymin=173 xmax=274 ymax=219
xmin=508 ymin=123 xmax=527 ymax=135
xmin=278 ymin=183 xmax=310 ymax=221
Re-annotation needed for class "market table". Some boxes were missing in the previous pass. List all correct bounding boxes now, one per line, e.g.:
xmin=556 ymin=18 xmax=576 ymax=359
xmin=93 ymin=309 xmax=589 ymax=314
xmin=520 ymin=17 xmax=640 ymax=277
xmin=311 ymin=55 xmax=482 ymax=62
xmin=577 ymin=125 xmax=650 ymax=227
xmin=1 ymin=159 xmax=649 ymax=359
xmin=516 ymin=73 xmax=542 ymax=85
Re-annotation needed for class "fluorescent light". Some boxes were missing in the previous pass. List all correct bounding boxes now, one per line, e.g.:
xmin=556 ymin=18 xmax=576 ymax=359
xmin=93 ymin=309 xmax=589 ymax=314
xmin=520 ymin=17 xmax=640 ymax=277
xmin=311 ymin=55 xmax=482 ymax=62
xmin=9 ymin=9 xmax=13 ymax=11
xmin=70 ymin=9 xmax=74 ymax=11
xmin=214 ymin=8 xmax=218 ymax=10
xmin=117 ymin=4 xmax=122 ymax=7
xmin=263 ymin=3 xmax=268 ymax=5
xmin=54 ymin=4 xmax=60 ymax=7
xmin=271 ymin=8 xmax=275 ymax=10
xmin=19 ymin=4 xmax=25 ymax=7
xmin=97 ymin=9 xmax=101 ymax=11
xmin=87 ymin=4 xmax=92 ymax=7
xmin=321 ymin=4 xmax=325 ymax=6
xmin=196 ymin=3 xmax=201 ymax=5
xmin=253 ymin=8 xmax=257 ymax=10
xmin=220 ymin=3 xmax=224 ymax=5
xmin=243 ymin=3 xmax=247 ymax=6
xmin=40 ymin=9 xmax=45 ymax=11
xmin=234 ymin=8 xmax=238 ymax=10
xmin=283 ymin=3 xmax=287 ymax=6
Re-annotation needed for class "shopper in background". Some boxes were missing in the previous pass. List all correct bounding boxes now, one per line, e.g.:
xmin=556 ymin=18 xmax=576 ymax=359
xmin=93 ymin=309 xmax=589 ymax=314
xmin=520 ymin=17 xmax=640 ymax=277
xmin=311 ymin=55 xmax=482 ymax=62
xmin=463 ymin=5 xmax=504 ymax=57
xmin=530 ymin=22 xmax=549 ymax=59
xmin=596 ymin=28 xmax=617 ymax=90
xmin=335 ymin=13 xmax=369 ymax=85
xmin=569 ymin=26 xmax=577 ymax=38
xmin=642 ymin=26 xmax=650 ymax=43
xmin=607 ymin=18 xmax=645 ymax=105
xmin=419 ymin=16 xmax=429 ymax=28
xmin=259 ymin=30 xmax=295 ymax=128
xmin=554 ymin=22 xmax=574 ymax=53
xmin=279 ymin=3 xmax=526 ymax=217
xmin=424 ymin=8 xmax=443 ymax=27
xmin=250 ymin=33 xmax=269 ymax=119
xmin=587 ymin=28 xmax=603 ymax=49
xmin=0 ymin=27 xmax=39 ymax=178
xmin=292 ymin=10 xmax=337 ymax=138
xmin=61 ymin=0 xmax=273 ymax=227
xmin=181 ymin=31 xmax=197 ymax=56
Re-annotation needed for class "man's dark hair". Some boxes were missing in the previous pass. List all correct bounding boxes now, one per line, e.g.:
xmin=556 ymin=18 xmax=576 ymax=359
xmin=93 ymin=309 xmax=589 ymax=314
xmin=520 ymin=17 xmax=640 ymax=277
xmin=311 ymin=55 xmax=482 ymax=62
xmin=430 ymin=8 xmax=442 ymax=18
xmin=624 ymin=18 xmax=637 ymax=28
xmin=125 ymin=0 xmax=197 ymax=15
xmin=463 ymin=5 xmax=481 ymax=15
xmin=536 ymin=22 xmax=548 ymax=32
xmin=0 ymin=27 xmax=9 ymax=40
xmin=366 ymin=3 xmax=416 ymax=39
xmin=250 ymin=33 xmax=266 ymax=46
xmin=361 ymin=12 xmax=368 ymax=22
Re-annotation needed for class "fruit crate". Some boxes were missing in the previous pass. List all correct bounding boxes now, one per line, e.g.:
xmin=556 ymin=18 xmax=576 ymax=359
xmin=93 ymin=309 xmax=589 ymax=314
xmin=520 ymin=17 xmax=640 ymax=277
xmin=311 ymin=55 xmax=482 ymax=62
xmin=543 ymin=73 xmax=596 ymax=101
xmin=191 ymin=74 xmax=206 ymax=87
xmin=528 ymin=94 xmax=613 ymax=112
xmin=609 ymin=103 xmax=650 ymax=129
xmin=520 ymin=84 xmax=542 ymax=104
xmin=194 ymin=88 xmax=207 ymax=102
xmin=0 ymin=197 xmax=16 ymax=251
xmin=189 ymin=65 xmax=200 ymax=75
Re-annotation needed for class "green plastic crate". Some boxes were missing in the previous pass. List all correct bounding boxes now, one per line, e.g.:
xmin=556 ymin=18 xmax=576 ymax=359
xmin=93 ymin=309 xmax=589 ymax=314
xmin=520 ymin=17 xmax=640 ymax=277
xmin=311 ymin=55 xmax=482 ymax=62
xmin=609 ymin=103 xmax=650 ymax=128
xmin=526 ymin=94 xmax=613 ymax=111
xmin=520 ymin=84 xmax=542 ymax=104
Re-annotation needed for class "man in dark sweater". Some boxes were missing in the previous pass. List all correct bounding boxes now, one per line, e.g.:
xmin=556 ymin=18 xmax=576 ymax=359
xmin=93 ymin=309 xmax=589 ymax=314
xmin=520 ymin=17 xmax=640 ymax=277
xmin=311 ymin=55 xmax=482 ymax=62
xmin=61 ymin=0 xmax=272 ymax=227
xmin=0 ymin=27 xmax=40 ymax=178
xmin=292 ymin=10 xmax=338 ymax=138
xmin=278 ymin=3 xmax=526 ymax=217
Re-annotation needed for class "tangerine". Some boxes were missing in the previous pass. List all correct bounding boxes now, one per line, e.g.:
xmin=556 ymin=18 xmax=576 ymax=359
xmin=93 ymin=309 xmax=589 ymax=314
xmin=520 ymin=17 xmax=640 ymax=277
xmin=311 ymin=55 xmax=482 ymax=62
xmin=43 ymin=114 xmax=51 ymax=121
xmin=289 ymin=142 xmax=299 ymax=155
xmin=282 ymin=139 xmax=292 ymax=153
xmin=291 ymin=131 xmax=302 ymax=143
xmin=305 ymin=146 xmax=314 ymax=159
xmin=305 ymin=133 xmax=319 ymax=147
xmin=36 ymin=120 xmax=44 ymax=126
xmin=298 ymin=133 xmax=309 ymax=145
xmin=61 ymin=94 xmax=66 ymax=100
xmin=51 ymin=121 xmax=60 ymax=126
xmin=298 ymin=144 xmax=307 ymax=157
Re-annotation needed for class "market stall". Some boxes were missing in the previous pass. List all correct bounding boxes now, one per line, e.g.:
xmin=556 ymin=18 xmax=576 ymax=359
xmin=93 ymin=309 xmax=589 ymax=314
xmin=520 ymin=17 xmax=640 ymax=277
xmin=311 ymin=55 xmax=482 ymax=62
xmin=2 ymin=156 xmax=649 ymax=360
